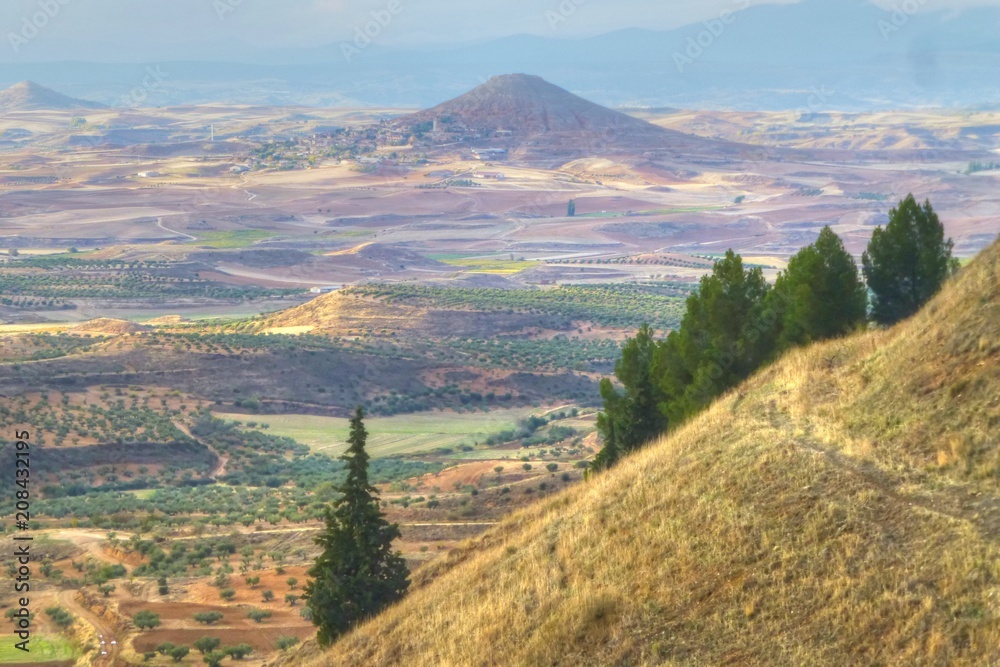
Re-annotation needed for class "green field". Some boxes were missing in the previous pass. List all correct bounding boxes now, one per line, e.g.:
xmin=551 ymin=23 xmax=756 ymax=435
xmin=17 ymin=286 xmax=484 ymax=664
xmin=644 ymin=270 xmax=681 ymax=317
xmin=214 ymin=407 xmax=540 ymax=458
xmin=578 ymin=205 xmax=726 ymax=219
xmin=0 ymin=635 xmax=76 ymax=664
xmin=440 ymin=257 xmax=539 ymax=275
xmin=188 ymin=230 xmax=278 ymax=248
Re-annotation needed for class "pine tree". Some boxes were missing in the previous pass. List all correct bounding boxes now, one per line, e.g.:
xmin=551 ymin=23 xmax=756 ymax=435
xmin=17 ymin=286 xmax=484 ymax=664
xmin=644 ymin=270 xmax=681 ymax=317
xmin=862 ymin=194 xmax=959 ymax=325
xmin=654 ymin=250 xmax=771 ymax=425
xmin=768 ymin=226 xmax=867 ymax=352
xmin=567 ymin=199 xmax=576 ymax=217
xmin=304 ymin=407 xmax=409 ymax=646
xmin=594 ymin=324 xmax=665 ymax=469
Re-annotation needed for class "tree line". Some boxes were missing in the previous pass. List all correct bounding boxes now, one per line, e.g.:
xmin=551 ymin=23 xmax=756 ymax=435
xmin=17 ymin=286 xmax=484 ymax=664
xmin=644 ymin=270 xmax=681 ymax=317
xmin=594 ymin=194 xmax=958 ymax=469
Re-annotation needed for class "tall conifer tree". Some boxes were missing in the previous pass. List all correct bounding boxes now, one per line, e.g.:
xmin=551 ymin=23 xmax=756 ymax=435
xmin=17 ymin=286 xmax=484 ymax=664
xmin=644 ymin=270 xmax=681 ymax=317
xmin=304 ymin=407 xmax=409 ymax=646
xmin=768 ymin=226 xmax=867 ymax=352
xmin=862 ymin=195 xmax=958 ymax=325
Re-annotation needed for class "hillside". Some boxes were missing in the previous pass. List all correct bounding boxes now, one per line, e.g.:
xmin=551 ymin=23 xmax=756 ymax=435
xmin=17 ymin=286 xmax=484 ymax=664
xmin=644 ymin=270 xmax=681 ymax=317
xmin=289 ymin=236 xmax=1000 ymax=666
xmin=0 ymin=80 xmax=106 ymax=111
xmin=402 ymin=74 xmax=662 ymax=136
xmin=394 ymin=73 xmax=725 ymax=157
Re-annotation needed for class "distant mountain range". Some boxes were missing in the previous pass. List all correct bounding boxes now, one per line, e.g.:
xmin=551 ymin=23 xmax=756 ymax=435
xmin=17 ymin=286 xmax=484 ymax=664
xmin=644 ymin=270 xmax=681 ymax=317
xmin=2 ymin=0 xmax=999 ymax=110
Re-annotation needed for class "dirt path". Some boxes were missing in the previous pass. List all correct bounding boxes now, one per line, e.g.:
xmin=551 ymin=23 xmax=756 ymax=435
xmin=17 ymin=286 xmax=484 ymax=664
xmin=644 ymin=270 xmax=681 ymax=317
xmin=155 ymin=217 xmax=196 ymax=242
xmin=766 ymin=409 xmax=1000 ymax=543
xmin=212 ymin=453 xmax=230 ymax=478
xmin=57 ymin=589 xmax=121 ymax=667
xmin=41 ymin=530 xmax=132 ymax=571
xmin=174 ymin=421 xmax=230 ymax=478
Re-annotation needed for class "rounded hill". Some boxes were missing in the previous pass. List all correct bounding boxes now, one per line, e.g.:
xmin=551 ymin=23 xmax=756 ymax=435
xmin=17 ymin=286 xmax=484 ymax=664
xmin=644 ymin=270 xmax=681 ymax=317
xmin=288 ymin=236 xmax=1000 ymax=666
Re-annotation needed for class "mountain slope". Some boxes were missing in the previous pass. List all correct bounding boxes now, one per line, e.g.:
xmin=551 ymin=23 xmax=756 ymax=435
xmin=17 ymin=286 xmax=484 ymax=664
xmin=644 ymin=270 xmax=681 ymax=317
xmin=400 ymin=73 xmax=665 ymax=137
xmin=290 ymin=236 xmax=1000 ymax=666
xmin=0 ymin=80 xmax=106 ymax=111
xmin=396 ymin=73 xmax=735 ymax=159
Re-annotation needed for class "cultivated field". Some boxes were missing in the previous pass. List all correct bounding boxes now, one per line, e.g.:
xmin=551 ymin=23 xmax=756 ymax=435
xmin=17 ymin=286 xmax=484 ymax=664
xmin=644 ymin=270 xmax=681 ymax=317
xmin=2 ymin=81 xmax=998 ymax=666
xmin=213 ymin=407 xmax=550 ymax=457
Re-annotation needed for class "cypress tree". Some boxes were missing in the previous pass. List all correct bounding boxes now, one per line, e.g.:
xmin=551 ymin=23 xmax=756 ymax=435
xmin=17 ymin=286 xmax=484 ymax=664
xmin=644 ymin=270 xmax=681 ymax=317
xmin=862 ymin=194 xmax=959 ymax=325
xmin=768 ymin=226 xmax=867 ymax=352
xmin=304 ymin=407 xmax=409 ymax=646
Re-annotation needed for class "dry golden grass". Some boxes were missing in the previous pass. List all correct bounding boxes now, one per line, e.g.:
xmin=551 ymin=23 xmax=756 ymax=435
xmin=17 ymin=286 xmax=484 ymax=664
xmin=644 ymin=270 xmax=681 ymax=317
xmin=70 ymin=318 xmax=152 ymax=335
xmin=264 ymin=292 xmax=428 ymax=336
xmin=286 ymin=238 xmax=1000 ymax=667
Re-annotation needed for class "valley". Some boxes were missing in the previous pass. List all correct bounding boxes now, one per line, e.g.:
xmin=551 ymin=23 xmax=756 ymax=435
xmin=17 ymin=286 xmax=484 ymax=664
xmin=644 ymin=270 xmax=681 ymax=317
xmin=0 ymin=72 xmax=998 ymax=666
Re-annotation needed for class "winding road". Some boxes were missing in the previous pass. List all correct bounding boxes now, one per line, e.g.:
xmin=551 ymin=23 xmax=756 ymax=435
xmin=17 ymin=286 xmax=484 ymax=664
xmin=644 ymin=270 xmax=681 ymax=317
xmin=154 ymin=217 xmax=196 ymax=242
xmin=56 ymin=589 xmax=120 ymax=667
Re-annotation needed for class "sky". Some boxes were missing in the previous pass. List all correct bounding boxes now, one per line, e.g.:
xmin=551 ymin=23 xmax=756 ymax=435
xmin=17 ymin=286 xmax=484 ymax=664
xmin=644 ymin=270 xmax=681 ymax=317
xmin=1 ymin=0 xmax=999 ymax=63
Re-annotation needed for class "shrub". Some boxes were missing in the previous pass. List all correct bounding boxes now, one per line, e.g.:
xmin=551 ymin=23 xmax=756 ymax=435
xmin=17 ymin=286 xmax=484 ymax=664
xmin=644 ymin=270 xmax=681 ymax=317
xmin=168 ymin=645 xmax=190 ymax=662
xmin=194 ymin=611 xmax=224 ymax=625
xmin=247 ymin=609 xmax=272 ymax=623
xmin=203 ymin=651 xmax=227 ymax=667
xmin=194 ymin=637 xmax=220 ymax=655
xmin=133 ymin=610 xmax=160 ymax=630
xmin=276 ymin=636 xmax=300 ymax=651
xmin=44 ymin=607 xmax=74 ymax=629
xmin=225 ymin=643 xmax=253 ymax=659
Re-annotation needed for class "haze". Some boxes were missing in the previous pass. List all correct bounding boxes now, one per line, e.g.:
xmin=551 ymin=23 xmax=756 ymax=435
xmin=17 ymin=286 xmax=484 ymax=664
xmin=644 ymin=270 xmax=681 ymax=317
xmin=0 ymin=0 xmax=996 ymax=62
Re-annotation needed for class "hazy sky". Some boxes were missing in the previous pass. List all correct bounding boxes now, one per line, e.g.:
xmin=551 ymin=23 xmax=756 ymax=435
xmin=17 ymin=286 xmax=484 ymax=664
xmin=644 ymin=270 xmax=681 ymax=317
xmin=1 ymin=0 xmax=999 ymax=62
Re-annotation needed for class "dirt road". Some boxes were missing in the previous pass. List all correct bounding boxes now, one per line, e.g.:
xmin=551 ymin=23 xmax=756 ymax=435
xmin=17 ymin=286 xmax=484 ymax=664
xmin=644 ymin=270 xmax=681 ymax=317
xmin=57 ymin=589 xmax=121 ymax=667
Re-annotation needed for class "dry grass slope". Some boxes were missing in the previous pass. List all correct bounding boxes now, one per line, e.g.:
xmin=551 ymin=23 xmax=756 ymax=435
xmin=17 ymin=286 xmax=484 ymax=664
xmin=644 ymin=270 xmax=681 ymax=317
xmin=263 ymin=292 xmax=429 ymax=335
xmin=71 ymin=318 xmax=151 ymax=335
xmin=287 ymin=238 xmax=1000 ymax=667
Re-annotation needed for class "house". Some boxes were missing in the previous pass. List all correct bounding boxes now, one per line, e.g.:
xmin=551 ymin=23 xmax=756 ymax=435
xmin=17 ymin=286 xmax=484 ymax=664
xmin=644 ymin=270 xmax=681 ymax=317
xmin=472 ymin=148 xmax=508 ymax=160
xmin=309 ymin=286 xmax=339 ymax=294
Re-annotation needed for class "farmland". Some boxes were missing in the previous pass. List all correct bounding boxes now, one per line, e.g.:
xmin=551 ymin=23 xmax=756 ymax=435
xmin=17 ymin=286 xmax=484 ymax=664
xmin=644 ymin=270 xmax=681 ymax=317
xmin=0 ymin=635 xmax=76 ymax=663
xmin=213 ymin=407 xmax=544 ymax=457
xmin=0 ymin=75 xmax=998 ymax=667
